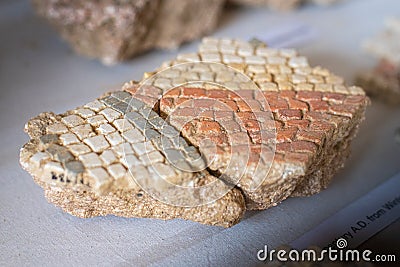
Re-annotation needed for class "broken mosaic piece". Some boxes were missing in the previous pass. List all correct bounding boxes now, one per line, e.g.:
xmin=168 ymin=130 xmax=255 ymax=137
xmin=21 ymin=37 xmax=368 ymax=227
xmin=127 ymin=37 xmax=369 ymax=210
xmin=357 ymin=17 xmax=400 ymax=104
xmin=20 ymin=94 xmax=245 ymax=227
xmin=357 ymin=60 xmax=400 ymax=105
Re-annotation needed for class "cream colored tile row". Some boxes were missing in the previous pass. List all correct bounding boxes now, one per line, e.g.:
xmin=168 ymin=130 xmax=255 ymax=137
xmin=145 ymin=37 xmax=364 ymax=96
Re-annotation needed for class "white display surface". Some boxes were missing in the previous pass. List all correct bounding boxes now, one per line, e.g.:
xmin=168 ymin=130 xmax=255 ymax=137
xmin=0 ymin=0 xmax=399 ymax=266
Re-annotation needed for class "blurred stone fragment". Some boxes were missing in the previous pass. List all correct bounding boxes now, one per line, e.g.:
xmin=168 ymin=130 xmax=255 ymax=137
xmin=32 ymin=0 xmax=225 ymax=64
